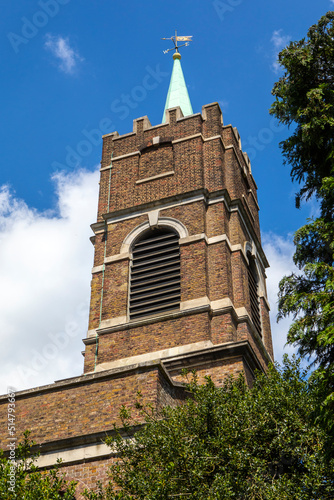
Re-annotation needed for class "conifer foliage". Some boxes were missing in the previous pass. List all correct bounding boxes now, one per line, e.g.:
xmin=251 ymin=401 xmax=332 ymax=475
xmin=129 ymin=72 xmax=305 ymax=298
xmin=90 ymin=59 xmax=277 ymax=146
xmin=270 ymin=11 xmax=334 ymax=207
xmin=270 ymin=12 xmax=334 ymax=408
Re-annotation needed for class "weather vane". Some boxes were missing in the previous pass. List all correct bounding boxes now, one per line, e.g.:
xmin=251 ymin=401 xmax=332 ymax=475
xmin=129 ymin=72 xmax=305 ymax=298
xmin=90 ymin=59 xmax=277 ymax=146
xmin=161 ymin=30 xmax=193 ymax=55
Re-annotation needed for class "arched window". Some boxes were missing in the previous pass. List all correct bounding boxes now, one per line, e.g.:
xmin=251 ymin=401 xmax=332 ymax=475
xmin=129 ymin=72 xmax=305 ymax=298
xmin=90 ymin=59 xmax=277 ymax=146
xmin=247 ymin=253 xmax=262 ymax=336
xmin=129 ymin=228 xmax=181 ymax=320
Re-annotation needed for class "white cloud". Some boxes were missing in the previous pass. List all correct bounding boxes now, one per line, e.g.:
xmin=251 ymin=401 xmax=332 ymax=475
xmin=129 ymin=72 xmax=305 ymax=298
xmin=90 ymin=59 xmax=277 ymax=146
xmin=44 ymin=35 xmax=83 ymax=74
xmin=218 ymin=100 xmax=229 ymax=111
xmin=262 ymin=232 xmax=299 ymax=363
xmin=270 ymin=29 xmax=291 ymax=73
xmin=0 ymin=169 xmax=99 ymax=394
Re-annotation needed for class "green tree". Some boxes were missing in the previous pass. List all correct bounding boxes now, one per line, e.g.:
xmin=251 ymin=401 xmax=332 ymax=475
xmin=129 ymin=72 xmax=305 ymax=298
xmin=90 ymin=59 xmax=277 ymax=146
xmin=270 ymin=12 xmax=334 ymax=407
xmin=270 ymin=11 xmax=334 ymax=208
xmin=0 ymin=431 xmax=77 ymax=499
xmin=84 ymin=359 xmax=334 ymax=500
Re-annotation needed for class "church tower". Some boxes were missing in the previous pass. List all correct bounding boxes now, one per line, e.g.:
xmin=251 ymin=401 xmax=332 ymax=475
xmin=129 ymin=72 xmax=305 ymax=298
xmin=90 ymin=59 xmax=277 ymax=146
xmin=0 ymin=37 xmax=273 ymax=496
xmin=84 ymin=40 xmax=273 ymax=386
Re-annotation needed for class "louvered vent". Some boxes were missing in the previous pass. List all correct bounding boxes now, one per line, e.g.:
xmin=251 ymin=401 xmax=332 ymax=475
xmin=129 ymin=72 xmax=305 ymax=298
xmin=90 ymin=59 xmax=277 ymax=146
xmin=248 ymin=256 xmax=262 ymax=336
xmin=129 ymin=229 xmax=181 ymax=320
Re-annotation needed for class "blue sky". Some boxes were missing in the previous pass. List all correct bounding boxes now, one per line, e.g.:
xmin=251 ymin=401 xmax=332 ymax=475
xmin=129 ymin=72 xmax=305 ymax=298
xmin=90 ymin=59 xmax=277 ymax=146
xmin=0 ymin=1 xmax=331 ymax=392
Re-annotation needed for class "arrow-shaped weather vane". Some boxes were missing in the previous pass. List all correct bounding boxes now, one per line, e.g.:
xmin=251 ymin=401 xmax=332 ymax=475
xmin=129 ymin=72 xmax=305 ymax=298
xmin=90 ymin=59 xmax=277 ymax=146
xmin=162 ymin=30 xmax=193 ymax=54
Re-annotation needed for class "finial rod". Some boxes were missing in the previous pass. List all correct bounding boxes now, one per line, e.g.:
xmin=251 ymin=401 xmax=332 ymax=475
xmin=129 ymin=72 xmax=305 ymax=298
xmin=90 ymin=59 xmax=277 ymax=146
xmin=161 ymin=30 xmax=193 ymax=55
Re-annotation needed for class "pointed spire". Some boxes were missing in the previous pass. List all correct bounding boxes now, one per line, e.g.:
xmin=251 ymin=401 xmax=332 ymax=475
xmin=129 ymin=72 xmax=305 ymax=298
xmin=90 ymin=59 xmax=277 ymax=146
xmin=161 ymin=31 xmax=193 ymax=123
xmin=162 ymin=52 xmax=193 ymax=123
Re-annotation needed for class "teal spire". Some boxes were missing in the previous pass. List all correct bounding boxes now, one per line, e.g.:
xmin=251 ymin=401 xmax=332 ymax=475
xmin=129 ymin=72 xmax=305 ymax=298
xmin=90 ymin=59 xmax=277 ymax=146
xmin=162 ymin=50 xmax=193 ymax=123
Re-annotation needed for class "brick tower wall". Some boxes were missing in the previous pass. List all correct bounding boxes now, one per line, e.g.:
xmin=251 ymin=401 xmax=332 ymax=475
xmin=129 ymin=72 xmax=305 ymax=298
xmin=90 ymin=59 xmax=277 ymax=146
xmin=85 ymin=103 xmax=273 ymax=379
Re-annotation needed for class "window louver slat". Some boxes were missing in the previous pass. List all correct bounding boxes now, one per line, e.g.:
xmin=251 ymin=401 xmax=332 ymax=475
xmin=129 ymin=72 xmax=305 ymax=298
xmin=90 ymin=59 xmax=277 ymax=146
xmin=133 ymin=239 xmax=178 ymax=255
xmin=131 ymin=292 xmax=181 ymax=308
xmin=134 ymin=233 xmax=176 ymax=247
xmin=133 ymin=246 xmax=179 ymax=262
xmin=129 ymin=301 xmax=180 ymax=319
xmin=131 ymin=288 xmax=181 ymax=304
xmin=131 ymin=259 xmax=180 ymax=275
xmin=131 ymin=279 xmax=180 ymax=295
xmin=132 ymin=252 xmax=180 ymax=269
xmin=132 ymin=271 xmax=180 ymax=284
xmin=130 ymin=230 xmax=181 ymax=320
xmin=131 ymin=266 xmax=180 ymax=283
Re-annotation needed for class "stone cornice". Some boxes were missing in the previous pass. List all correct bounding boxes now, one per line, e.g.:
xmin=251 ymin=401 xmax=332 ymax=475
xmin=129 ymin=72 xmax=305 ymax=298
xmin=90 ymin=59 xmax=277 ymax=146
xmin=163 ymin=340 xmax=266 ymax=378
xmin=84 ymin=295 xmax=270 ymax=363
xmin=0 ymin=360 xmax=180 ymax=401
